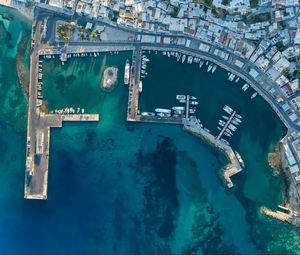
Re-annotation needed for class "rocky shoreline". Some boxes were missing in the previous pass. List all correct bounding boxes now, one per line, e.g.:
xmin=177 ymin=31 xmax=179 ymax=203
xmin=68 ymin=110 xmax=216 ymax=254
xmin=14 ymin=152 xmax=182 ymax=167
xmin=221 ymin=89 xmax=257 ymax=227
xmin=268 ymin=141 xmax=282 ymax=176
xmin=16 ymin=35 xmax=30 ymax=99
xmin=261 ymin=139 xmax=300 ymax=227
xmin=281 ymin=145 xmax=300 ymax=227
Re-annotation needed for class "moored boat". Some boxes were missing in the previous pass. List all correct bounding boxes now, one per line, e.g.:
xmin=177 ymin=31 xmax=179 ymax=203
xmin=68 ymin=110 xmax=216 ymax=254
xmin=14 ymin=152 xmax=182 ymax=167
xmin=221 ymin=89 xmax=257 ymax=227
xmin=242 ymin=83 xmax=249 ymax=91
xmin=176 ymin=95 xmax=186 ymax=100
xmin=251 ymin=92 xmax=257 ymax=99
xmin=141 ymin=112 xmax=155 ymax=116
xmin=155 ymin=108 xmax=171 ymax=113
xmin=223 ymin=105 xmax=233 ymax=114
xmin=212 ymin=65 xmax=217 ymax=73
xmin=124 ymin=59 xmax=130 ymax=85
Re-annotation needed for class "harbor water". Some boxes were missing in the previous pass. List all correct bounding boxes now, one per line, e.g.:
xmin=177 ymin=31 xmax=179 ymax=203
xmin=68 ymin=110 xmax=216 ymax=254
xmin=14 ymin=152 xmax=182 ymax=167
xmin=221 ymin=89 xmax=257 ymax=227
xmin=0 ymin=5 xmax=300 ymax=254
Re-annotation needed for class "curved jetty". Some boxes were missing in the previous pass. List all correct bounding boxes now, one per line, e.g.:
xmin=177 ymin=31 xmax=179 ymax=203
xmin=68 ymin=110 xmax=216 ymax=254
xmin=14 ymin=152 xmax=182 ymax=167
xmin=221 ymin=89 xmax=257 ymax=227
xmin=183 ymin=118 xmax=243 ymax=188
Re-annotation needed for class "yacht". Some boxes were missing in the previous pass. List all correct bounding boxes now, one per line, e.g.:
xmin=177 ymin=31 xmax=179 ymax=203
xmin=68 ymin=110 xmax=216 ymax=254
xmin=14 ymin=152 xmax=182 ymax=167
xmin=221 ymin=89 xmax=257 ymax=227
xmin=212 ymin=65 xmax=217 ymax=73
xmin=187 ymin=56 xmax=193 ymax=64
xmin=172 ymin=106 xmax=185 ymax=111
xmin=235 ymin=77 xmax=240 ymax=83
xmin=190 ymin=101 xmax=199 ymax=105
xmin=232 ymin=119 xmax=240 ymax=125
xmin=233 ymin=117 xmax=242 ymax=123
xmin=207 ymin=65 xmax=212 ymax=72
xmin=155 ymin=108 xmax=171 ymax=113
xmin=224 ymin=131 xmax=232 ymax=137
xmin=223 ymin=105 xmax=233 ymax=114
xmin=157 ymin=112 xmax=171 ymax=118
xmin=235 ymin=151 xmax=245 ymax=168
xmin=251 ymin=92 xmax=257 ymax=99
xmin=141 ymin=112 xmax=155 ymax=117
xmin=199 ymin=61 xmax=204 ymax=68
xmin=228 ymin=124 xmax=237 ymax=132
xmin=242 ymin=83 xmax=249 ymax=91
xmin=226 ymin=129 xmax=233 ymax=135
xmin=222 ymin=115 xmax=229 ymax=120
xmin=182 ymin=54 xmax=186 ymax=63
xmin=142 ymin=56 xmax=150 ymax=62
xmin=228 ymin=74 xmax=235 ymax=81
xmin=176 ymin=95 xmax=186 ymax=100
xmin=219 ymin=120 xmax=226 ymax=126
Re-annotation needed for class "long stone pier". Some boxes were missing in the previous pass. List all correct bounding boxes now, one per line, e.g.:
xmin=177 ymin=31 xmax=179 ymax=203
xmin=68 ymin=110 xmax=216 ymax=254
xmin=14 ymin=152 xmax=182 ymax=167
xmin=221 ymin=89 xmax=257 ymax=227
xmin=24 ymin=20 xmax=100 ymax=200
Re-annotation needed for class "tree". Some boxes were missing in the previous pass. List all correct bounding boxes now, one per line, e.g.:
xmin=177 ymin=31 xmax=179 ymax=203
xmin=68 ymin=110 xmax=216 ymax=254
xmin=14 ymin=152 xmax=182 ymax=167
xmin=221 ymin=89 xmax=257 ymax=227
xmin=283 ymin=67 xmax=291 ymax=78
xmin=170 ymin=6 xmax=179 ymax=17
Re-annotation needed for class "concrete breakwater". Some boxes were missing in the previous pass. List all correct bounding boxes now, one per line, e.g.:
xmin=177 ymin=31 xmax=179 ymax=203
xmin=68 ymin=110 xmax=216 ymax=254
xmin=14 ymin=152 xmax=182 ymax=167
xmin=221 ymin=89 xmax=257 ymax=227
xmin=183 ymin=119 xmax=243 ymax=188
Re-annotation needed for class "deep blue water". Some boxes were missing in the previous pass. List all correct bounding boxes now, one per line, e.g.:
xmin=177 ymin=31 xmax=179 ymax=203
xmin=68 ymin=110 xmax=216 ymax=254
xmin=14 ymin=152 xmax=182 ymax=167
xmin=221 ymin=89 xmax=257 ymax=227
xmin=0 ymin=5 xmax=300 ymax=255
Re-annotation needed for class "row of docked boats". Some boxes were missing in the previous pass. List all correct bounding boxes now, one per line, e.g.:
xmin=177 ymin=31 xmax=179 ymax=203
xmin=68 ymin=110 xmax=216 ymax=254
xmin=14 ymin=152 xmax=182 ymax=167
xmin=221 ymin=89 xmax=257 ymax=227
xmin=37 ymin=60 xmax=44 ymax=100
xmin=228 ymin=72 xmax=239 ymax=83
xmin=207 ymin=64 xmax=217 ymax=73
xmin=228 ymin=72 xmax=258 ymax=99
xmin=141 ymin=107 xmax=184 ymax=118
xmin=176 ymin=95 xmax=198 ymax=115
xmin=175 ymin=95 xmax=198 ymax=106
xmin=45 ymin=51 xmax=121 ymax=64
xmin=141 ymin=94 xmax=198 ymax=119
xmin=50 ymin=107 xmax=85 ymax=115
xmin=217 ymin=105 xmax=242 ymax=138
xmin=162 ymin=51 xmax=218 ymax=73
xmin=140 ymin=55 xmax=150 ymax=79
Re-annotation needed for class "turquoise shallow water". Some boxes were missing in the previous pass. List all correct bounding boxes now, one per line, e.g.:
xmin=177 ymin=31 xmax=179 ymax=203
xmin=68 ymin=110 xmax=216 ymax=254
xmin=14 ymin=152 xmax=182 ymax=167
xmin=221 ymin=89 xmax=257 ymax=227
xmin=1 ymin=5 xmax=300 ymax=254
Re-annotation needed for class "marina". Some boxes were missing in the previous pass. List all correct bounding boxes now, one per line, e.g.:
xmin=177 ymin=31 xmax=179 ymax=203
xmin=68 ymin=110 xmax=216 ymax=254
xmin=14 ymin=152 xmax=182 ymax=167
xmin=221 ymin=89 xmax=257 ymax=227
xmin=126 ymin=48 xmax=244 ymax=188
xmin=28 ymin=43 xmax=254 ymax=195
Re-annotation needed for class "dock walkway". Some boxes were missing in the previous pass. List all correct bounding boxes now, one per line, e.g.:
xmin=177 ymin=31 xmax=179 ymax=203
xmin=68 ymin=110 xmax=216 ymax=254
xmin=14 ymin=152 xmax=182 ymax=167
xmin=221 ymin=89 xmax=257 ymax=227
xmin=217 ymin=111 xmax=236 ymax=140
